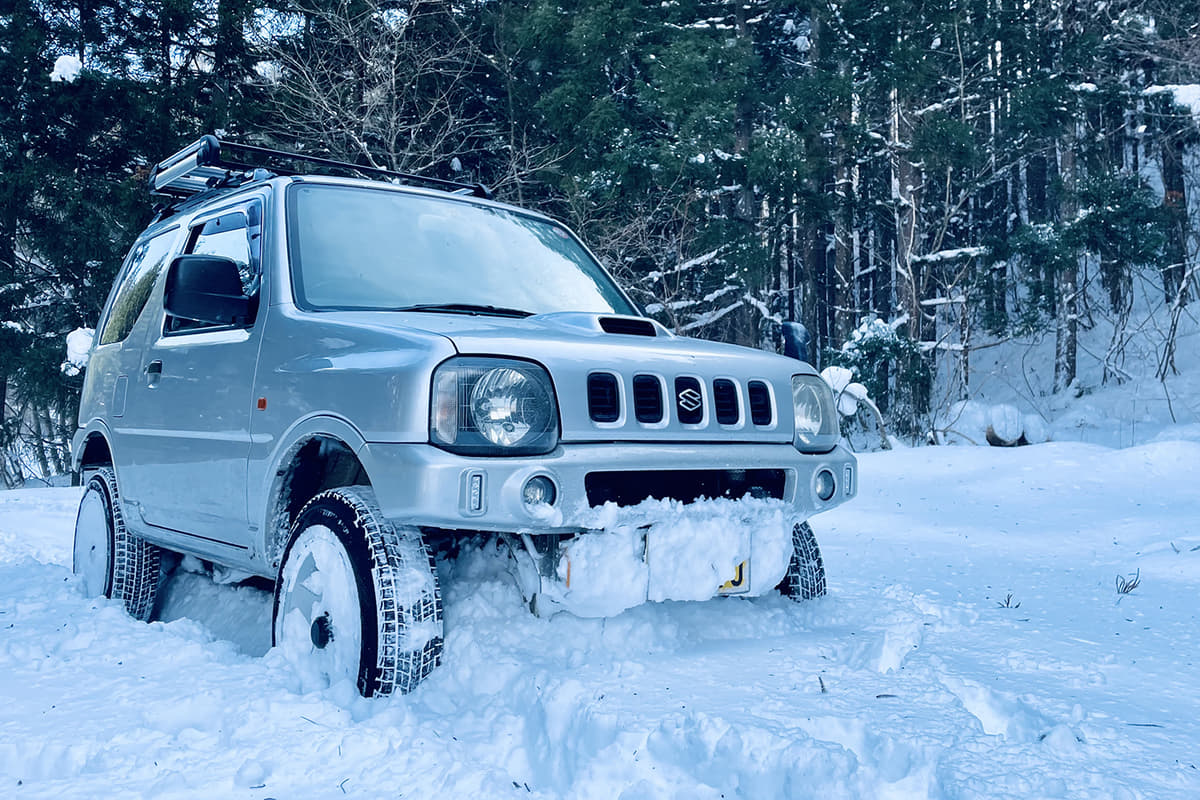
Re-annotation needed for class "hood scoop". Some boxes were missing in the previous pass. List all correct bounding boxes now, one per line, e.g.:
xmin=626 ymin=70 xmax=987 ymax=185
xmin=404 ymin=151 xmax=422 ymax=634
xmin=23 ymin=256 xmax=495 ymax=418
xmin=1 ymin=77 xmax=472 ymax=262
xmin=599 ymin=317 xmax=658 ymax=337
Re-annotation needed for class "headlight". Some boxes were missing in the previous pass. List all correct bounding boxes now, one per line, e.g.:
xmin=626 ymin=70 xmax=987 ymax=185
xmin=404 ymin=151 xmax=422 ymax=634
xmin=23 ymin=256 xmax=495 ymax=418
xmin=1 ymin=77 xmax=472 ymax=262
xmin=430 ymin=357 xmax=559 ymax=455
xmin=791 ymin=374 xmax=840 ymax=453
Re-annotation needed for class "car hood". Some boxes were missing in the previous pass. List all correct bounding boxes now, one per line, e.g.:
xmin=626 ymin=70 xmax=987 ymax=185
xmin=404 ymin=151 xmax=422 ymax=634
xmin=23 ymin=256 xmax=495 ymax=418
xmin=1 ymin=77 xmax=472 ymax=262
xmin=328 ymin=310 xmax=813 ymax=443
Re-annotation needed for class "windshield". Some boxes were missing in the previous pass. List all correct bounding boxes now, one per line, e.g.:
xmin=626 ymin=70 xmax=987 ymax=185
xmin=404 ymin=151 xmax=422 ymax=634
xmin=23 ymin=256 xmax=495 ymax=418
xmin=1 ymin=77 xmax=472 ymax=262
xmin=287 ymin=184 xmax=636 ymax=315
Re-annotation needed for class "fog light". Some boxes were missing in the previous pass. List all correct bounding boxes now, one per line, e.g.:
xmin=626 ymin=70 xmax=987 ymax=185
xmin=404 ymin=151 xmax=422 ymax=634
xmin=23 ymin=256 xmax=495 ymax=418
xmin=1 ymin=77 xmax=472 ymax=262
xmin=522 ymin=475 xmax=557 ymax=507
xmin=815 ymin=469 xmax=836 ymax=501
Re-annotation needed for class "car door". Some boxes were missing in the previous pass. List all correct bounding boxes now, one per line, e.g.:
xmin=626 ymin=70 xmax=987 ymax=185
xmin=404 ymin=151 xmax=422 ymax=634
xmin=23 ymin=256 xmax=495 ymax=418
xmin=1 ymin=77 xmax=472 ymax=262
xmin=84 ymin=226 xmax=184 ymax=441
xmin=118 ymin=197 xmax=266 ymax=552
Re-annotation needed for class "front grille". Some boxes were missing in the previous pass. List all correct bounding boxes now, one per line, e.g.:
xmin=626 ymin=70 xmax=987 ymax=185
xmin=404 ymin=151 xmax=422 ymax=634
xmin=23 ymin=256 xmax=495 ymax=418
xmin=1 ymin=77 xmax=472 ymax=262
xmin=675 ymin=377 xmax=704 ymax=424
xmin=587 ymin=372 xmax=620 ymax=422
xmin=632 ymin=375 xmax=664 ymax=423
xmin=713 ymin=379 xmax=739 ymax=424
xmin=585 ymin=469 xmax=788 ymax=507
xmin=585 ymin=370 xmax=779 ymax=432
xmin=748 ymin=381 xmax=773 ymax=426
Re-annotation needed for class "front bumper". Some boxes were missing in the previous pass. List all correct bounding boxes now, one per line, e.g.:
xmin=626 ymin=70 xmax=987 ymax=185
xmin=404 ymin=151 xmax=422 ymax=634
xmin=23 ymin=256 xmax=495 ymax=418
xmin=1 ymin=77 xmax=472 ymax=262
xmin=358 ymin=440 xmax=857 ymax=534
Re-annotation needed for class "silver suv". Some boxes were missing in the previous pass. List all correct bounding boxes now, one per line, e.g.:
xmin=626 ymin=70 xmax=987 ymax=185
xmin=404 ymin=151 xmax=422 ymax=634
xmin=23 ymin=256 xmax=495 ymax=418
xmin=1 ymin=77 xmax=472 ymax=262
xmin=71 ymin=137 xmax=857 ymax=696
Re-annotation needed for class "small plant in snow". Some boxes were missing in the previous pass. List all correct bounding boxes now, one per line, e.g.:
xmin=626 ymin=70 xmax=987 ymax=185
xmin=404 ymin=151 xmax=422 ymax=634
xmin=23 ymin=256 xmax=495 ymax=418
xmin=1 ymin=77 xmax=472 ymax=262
xmin=996 ymin=593 xmax=1021 ymax=609
xmin=1115 ymin=570 xmax=1141 ymax=595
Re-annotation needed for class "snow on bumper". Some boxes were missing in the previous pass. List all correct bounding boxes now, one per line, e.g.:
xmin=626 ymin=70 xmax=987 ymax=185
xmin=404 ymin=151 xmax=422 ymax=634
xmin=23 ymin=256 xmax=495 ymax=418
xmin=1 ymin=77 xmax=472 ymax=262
xmin=534 ymin=497 xmax=796 ymax=618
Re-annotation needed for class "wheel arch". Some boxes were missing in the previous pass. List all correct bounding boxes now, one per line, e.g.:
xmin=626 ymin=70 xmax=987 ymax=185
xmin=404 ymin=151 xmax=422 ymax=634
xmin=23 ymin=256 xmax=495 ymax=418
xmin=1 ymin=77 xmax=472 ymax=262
xmin=72 ymin=422 xmax=115 ymax=473
xmin=262 ymin=415 xmax=376 ymax=571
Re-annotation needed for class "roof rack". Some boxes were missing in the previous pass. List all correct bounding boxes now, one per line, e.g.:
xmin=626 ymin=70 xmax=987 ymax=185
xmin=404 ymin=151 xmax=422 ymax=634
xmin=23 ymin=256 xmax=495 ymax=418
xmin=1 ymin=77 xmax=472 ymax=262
xmin=149 ymin=135 xmax=492 ymax=200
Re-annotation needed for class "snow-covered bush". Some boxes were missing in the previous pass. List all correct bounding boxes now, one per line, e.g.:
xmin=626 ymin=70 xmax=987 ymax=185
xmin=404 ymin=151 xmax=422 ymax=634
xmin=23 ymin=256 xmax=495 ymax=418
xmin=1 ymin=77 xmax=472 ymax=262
xmin=819 ymin=365 xmax=868 ymax=417
xmin=824 ymin=317 xmax=927 ymax=442
xmin=819 ymin=365 xmax=891 ymax=451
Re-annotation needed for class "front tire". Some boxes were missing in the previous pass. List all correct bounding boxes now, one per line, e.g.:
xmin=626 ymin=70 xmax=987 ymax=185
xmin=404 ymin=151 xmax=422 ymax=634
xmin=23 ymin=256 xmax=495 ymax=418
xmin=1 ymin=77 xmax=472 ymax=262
xmin=72 ymin=467 xmax=161 ymax=620
xmin=272 ymin=487 xmax=443 ymax=697
xmin=776 ymin=521 xmax=826 ymax=601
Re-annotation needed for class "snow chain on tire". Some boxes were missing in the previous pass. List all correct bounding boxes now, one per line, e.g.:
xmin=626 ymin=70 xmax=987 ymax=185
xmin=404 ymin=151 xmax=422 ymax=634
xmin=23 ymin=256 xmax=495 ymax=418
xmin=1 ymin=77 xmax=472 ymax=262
xmin=92 ymin=467 xmax=162 ymax=620
xmin=282 ymin=487 xmax=443 ymax=696
xmin=777 ymin=521 xmax=827 ymax=601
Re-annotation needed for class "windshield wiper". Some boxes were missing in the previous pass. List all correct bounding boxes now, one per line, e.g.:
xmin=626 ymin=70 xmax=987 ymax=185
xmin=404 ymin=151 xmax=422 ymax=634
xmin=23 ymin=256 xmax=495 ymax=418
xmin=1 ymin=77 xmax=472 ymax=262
xmin=394 ymin=303 xmax=534 ymax=318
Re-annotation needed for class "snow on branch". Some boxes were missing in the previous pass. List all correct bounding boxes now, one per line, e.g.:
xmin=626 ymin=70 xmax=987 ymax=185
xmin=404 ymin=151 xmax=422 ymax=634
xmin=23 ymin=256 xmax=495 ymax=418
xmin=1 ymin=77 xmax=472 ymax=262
xmin=641 ymin=249 xmax=723 ymax=284
xmin=679 ymin=300 xmax=744 ymax=333
xmin=912 ymin=95 xmax=981 ymax=117
xmin=644 ymin=284 xmax=739 ymax=315
xmin=742 ymin=292 xmax=780 ymax=325
xmin=1145 ymin=84 xmax=1200 ymax=117
xmin=50 ymin=55 xmax=82 ymax=83
xmin=912 ymin=247 xmax=988 ymax=264
xmin=921 ymin=341 xmax=966 ymax=352
xmin=920 ymin=295 xmax=967 ymax=307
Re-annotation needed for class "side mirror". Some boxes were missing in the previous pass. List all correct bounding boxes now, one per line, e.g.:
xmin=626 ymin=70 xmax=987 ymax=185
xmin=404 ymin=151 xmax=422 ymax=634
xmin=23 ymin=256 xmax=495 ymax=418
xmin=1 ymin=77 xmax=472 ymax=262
xmin=164 ymin=255 xmax=253 ymax=326
xmin=782 ymin=321 xmax=811 ymax=364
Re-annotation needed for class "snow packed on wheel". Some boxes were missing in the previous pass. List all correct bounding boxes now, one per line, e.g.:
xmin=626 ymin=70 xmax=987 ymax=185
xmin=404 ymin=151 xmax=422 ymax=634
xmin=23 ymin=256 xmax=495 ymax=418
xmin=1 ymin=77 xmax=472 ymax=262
xmin=70 ymin=136 xmax=857 ymax=696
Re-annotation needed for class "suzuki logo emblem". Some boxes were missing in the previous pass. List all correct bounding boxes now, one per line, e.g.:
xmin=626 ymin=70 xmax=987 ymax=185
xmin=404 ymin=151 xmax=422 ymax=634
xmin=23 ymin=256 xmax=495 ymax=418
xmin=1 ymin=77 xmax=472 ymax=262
xmin=678 ymin=388 xmax=703 ymax=412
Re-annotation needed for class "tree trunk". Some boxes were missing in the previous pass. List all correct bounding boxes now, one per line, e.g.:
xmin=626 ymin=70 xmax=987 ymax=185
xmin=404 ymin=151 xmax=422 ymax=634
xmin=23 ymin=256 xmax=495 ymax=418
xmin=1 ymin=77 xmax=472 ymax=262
xmin=41 ymin=405 xmax=66 ymax=475
xmin=892 ymin=90 xmax=929 ymax=429
xmin=1161 ymin=134 xmax=1188 ymax=303
xmin=834 ymin=155 xmax=853 ymax=344
xmin=31 ymin=409 xmax=51 ymax=481
xmin=803 ymin=212 xmax=828 ymax=358
xmin=1054 ymin=136 xmax=1078 ymax=393
xmin=892 ymin=92 xmax=922 ymax=339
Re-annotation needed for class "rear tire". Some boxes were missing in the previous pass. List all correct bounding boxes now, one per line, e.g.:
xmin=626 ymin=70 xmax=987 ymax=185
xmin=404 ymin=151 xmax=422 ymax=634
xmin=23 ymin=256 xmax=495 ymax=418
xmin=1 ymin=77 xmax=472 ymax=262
xmin=72 ymin=467 xmax=161 ymax=620
xmin=272 ymin=487 xmax=443 ymax=696
xmin=776 ymin=521 xmax=826 ymax=601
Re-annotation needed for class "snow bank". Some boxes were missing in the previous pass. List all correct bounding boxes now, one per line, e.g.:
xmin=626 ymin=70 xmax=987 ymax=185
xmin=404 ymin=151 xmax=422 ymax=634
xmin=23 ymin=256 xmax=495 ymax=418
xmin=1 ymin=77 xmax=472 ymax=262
xmin=929 ymin=252 xmax=1200 ymax=449
xmin=935 ymin=400 xmax=1051 ymax=446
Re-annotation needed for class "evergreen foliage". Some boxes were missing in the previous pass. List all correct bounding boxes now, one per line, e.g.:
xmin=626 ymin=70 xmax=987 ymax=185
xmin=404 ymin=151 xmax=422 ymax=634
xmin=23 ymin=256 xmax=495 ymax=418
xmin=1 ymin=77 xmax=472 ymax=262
xmin=2 ymin=0 xmax=1198 ymax=481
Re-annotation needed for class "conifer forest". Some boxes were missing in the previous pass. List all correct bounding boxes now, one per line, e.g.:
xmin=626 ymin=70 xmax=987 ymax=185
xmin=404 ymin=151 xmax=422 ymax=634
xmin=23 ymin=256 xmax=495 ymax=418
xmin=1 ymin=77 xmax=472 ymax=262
xmin=2 ymin=0 xmax=1199 ymax=484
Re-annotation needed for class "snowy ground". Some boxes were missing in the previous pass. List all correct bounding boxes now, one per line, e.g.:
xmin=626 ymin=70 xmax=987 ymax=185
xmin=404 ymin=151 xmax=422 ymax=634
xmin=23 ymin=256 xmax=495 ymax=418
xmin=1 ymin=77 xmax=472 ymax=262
xmin=2 ymin=441 xmax=1199 ymax=799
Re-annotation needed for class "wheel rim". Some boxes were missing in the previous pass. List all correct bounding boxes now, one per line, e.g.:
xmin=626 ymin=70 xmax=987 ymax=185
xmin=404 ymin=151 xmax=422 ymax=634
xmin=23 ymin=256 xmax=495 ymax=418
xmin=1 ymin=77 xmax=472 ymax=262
xmin=74 ymin=486 xmax=112 ymax=598
xmin=275 ymin=525 xmax=364 ymax=690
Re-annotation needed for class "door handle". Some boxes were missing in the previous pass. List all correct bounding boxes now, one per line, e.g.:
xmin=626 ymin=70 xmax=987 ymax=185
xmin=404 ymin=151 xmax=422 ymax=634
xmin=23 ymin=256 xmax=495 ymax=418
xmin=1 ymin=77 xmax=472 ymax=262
xmin=145 ymin=360 xmax=163 ymax=387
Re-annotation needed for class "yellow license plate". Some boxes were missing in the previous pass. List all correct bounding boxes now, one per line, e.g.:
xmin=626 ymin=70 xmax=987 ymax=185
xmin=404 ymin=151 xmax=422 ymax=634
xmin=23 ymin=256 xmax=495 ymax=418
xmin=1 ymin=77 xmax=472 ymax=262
xmin=719 ymin=561 xmax=749 ymax=595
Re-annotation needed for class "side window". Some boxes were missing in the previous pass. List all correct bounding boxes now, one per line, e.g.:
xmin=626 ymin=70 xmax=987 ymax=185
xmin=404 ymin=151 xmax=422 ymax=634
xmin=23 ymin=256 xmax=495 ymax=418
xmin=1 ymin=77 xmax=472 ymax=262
xmin=166 ymin=203 xmax=262 ymax=333
xmin=98 ymin=228 xmax=178 ymax=346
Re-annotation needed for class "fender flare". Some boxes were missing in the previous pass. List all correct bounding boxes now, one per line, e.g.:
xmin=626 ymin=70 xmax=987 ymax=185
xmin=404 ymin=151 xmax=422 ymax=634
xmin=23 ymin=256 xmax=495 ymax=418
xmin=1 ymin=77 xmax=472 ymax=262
xmin=71 ymin=419 xmax=115 ymax=473
xmin=256 ymin=413 xmax=384 ymax=566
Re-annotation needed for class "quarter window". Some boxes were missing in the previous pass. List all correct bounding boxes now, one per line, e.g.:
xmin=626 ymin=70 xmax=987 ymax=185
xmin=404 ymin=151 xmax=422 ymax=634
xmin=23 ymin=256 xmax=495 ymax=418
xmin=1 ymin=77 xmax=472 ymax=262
xmin=98 ymin=229 xmax=178 ymax=346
